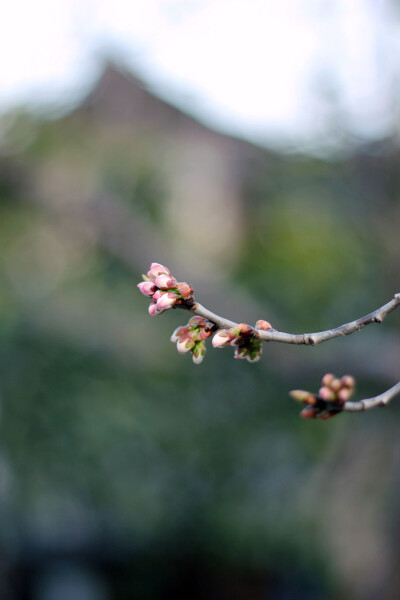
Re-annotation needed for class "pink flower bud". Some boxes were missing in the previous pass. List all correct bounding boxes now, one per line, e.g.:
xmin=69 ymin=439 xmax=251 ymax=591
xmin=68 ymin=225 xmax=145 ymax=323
xmin=340 ymin=375 xmax=355 ymax=389
xmin=321 ymin=373 xmax=335 ymax=387
xmin=152 ymin=290 xmax=162 ymax=301
xmin=170 ymin=326 xmax=188 ymax=342
xmin=330 ymin=378 xmax=342 ymax=392
xmin=246 ymin=351 xmax=261 ymax=363
xmin=137 ymin=281 xmax=157 ymax=297
xmin=177 ymin=334 xmax=195 ymax=354
xmin=148 ymin=303 xmax=162 ymax=316
xmin=212 ymin=330 xmax=232 ymax=348
xmin=156 ymin=292 xmax=178 ymax=311
xmin=337 ymin=387 xmax=352 ymax=403
xmin=147 ymin=263 xmax=171 ymax=280
xmin=319 ymin=386 xmax=336 ymax=401
xmin=154 ymin=274 xmax=177 ymax=290
xmin=192 ymin=353 xmax=204 ymax=365
xmin=192 ymin=341 xmax=206 ymax=364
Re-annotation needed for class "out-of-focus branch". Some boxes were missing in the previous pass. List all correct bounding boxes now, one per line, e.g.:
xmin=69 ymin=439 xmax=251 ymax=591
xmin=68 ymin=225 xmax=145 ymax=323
xmin=343 ymin=381 xmax=400 ymax=412
xmin=191 ymin=293 xmax=400 ymax=345
xmin=290 ymin=374 xmax=400 ymax=419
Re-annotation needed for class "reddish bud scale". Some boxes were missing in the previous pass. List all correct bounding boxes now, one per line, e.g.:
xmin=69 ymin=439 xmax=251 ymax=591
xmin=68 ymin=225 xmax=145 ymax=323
xmin=300 ymin=406 xmax=319 ymax=419
xmin=177 ymin=282 xmax=194 ymax=299
xmin=255 ymin=320 xmax=273 ymax=331
xmin=171 ymin=317 xmax=214 ymax=364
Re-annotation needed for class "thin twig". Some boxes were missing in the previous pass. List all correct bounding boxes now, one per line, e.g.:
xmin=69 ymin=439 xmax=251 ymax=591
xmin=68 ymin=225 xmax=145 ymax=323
xmin=343 ymin=381 xmax=400 ymax=412
xmin=191 ymin=292 xmax=400 ymax=346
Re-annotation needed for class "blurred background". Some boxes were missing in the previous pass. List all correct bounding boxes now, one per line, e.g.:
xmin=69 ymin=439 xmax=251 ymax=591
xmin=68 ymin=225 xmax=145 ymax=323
xmin=1 ymin=0 xmax=400 ymax=598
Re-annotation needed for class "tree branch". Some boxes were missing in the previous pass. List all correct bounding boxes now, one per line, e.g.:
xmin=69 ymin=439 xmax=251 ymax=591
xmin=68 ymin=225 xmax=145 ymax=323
xmin=343 ymin=381 xmax=400 ymax=412
xmin=191 ymin=292 xmax=400 ymax=346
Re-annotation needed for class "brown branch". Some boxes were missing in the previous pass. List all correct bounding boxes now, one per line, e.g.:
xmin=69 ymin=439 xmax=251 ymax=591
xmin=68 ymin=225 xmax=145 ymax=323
xmin=191 ymin=292 xmax=400 ymax=346
xmin=343 ymin=381 xmax=400 ymax=412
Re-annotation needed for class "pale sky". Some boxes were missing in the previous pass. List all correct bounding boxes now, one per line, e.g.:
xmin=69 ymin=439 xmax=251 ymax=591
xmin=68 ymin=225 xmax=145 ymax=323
xmin=1 ymin=0 xmax=400 ymax=151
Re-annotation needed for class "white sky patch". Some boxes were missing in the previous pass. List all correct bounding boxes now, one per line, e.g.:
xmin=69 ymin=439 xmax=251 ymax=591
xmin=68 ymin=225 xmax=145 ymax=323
xmin=0 ymin=0 xmax=400 ymax=149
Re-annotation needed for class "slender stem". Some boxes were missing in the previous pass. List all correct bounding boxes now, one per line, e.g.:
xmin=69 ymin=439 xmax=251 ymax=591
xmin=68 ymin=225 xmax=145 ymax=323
xmin=191 ymin=292 xmax=400 ymax=346
xmin=343 ymin=381 xmax=400 ymax=412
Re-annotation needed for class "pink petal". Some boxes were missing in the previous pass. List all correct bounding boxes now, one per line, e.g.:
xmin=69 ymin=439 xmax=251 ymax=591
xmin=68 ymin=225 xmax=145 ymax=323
xmin=212 ymin=330 xmax=231 ymax=348
xmin=170 ymin=326 xmax=188 ymax=342
xmin=137 ymin=281 xmax=157 ymax=297
xmin=147 ymin=263 xmax=171 ymax=280
xmin=154 ymin=274 xmax=177 ymax=290
xmin=148 ymin=303 xmax=162 ymax=316
xmin=156 ymin=292 xmax=178 ymax=310
xmin=177 ymin=335 xmax=195 ymax=354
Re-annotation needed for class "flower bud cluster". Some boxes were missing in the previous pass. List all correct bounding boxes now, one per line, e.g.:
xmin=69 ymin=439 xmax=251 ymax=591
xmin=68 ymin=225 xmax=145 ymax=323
xmin=212 ymin=323 xmax=264 ymax=363
xmin=137 ymin=263 xmax=194 ymax=316
xmin=290 ymin=373 xmax=356 ymax=420
xmin=171 ymin=316 xmax=216 ymax=364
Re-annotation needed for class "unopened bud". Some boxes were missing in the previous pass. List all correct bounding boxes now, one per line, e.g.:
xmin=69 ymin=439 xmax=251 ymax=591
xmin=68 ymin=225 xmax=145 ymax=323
xmin=341 ymin=375 xmax=355 ymax=389
xmin=247 ymin=350 xmax=261 ymax=362
xmin=192 ymin=341 xmax=206 ymax=364
xmin=321 ymin=373 xmax=335 ymax=387
xmin=154 ymin=274 xmax=177 ymax=290
xmin=290 ymin=390 xmax=313 ymax=403
xmin=319 ymin=386 xmax=336 ymax=401
xmin=177 ymin=334 xmax=196 ymax=354
xmin=255 ymin=320 xmax=273 ymax=331
xmin=337 ymin=387 xmax=353 ymax=403
xmin=148 ymin=303 xmax=162 ymax=316
xmin=212 ymin=330 xmax=232 ymax=348
xmin=330 ymin=378 xmax=342 ymax=392
xmin=137 ymin=281 xmax=157 ymax=297
xmin=300 ymin=406 xmax=319 ymax=419
xmin=156 ymin=292 xmax=178 ymax=310
xmin=147 ymin=263 xmax=171 ymax=280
